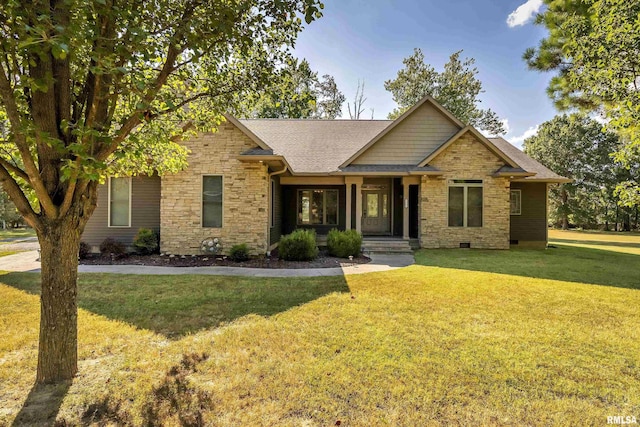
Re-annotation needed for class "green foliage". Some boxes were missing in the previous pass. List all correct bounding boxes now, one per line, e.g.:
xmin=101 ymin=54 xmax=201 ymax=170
xmin=525 ymin=0 xmax=640 ymax=205
xmin=99 ymin=238 xmax=126 ymax=257
xmin=0 ymin=0 xmax=325 ymax=225
xmin=0 ymin=189 xmax=24 ymax=228
xmin=78 ymin=242 xmax=91 ymax=260
xmin=523 ymin=114 xmax=634 ymax=229
xmin=326 ymin=229 xmax=362 ymax=258
xmin=278 ymin=229 xmax=318 ymax=261
xmin=133 ymin=228 xmax=159 ymax=255
xmin=229 ymin=243 xmax=251 ymax=262
xmin=384 ymin=49 xmax=505 ymax=135
xmin=238 ymin=58 xmax=345 ymax=119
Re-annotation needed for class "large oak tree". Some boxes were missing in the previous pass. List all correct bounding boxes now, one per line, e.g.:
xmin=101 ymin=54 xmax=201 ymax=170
xmin=0 ymin=0 xmax=322 ymax=384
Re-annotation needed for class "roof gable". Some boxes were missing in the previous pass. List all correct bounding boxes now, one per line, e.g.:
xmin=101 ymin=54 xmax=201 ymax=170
xmin=488 ymin=137 xmax=572 ymax=182
xmin=237 ymin=119 xmax=391 ymax=174
xmin=340 ymin=95 xmax=464 ymax=167
xmin=419 ymin=126 xmax=518 ymax=168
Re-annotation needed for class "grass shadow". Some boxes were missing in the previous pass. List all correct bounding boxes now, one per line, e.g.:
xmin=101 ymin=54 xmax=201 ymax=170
xmin=0 ymin=272 xmax=350 ymax=339
xmin=80 ymin=352 xmax=211 ymax=426
xmin=11 ymin=381 xmax=70 ymax=427
xmin=415 ymin=243 xmax=640 ymax=290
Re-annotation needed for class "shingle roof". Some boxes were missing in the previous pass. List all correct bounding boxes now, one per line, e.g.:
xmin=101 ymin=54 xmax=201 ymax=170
xmin=238 ymin=119 xmax=392 ymax=173
xmin=236 ymin=119 xmax=570 ymax=182
xmin=488 ymin=138 xmax=571 ymax=182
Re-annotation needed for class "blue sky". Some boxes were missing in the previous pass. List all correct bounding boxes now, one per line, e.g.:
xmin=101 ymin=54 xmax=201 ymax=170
xmin=292 ymin=0 xmax=552 ymax=147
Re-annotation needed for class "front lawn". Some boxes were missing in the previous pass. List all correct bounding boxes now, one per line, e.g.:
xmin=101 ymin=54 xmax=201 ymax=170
xmin=0 ymin=228 xmax=36 ymax=241
xmin=1 ymin=231 xmax=639 ymax=425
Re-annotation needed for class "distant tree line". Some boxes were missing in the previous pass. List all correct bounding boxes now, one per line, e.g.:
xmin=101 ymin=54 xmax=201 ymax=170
xmin=524 ymin=114 xmax=639 ymax=231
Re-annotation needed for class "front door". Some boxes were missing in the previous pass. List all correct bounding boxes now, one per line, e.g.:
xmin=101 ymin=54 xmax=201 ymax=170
xmin=362 ymin=179 xmax=391 ymax=235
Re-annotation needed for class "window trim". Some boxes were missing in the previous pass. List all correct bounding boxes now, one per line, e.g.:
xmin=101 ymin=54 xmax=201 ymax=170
xmin=510 ymin=189 xmax=522 ymax=216
xmin=296 ymin=189 xmax=339 ymax=226
xmin=107 ymin=176 xmax=132 ymax=228
xmin=201 ymin=174 xmax=224 ymax=228
xmin=447 ymin=179 xmax=483 ymax=228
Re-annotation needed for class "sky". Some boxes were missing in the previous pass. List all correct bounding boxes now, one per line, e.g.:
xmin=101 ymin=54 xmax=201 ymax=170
xmin=292 ymin=0 xmax=553 ymax=147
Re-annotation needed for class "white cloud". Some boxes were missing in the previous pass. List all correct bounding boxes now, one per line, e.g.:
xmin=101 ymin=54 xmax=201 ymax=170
xmin=507 ymin=125 xmax=539 ymax=148
xmin=506 ymin=0 xmax=544 ymax=28
xmin=500 ymin=118 xmax=510 ymax=135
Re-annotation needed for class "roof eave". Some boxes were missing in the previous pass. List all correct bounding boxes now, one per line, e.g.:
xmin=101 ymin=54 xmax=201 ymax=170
xmin=512 ymin=177 xmax=573 ymax=183
xmin=492 ymin=172 xmax=536 ymax=178
xmin=409 ymin=170 xmax=443 ymax=176
xmin=224 ymin=114 xmax=272 ymax=150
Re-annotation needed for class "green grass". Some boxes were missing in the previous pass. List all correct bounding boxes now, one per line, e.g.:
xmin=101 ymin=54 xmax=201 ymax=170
xmin=415 ymin=234 xmax=640 ymax=289
xmin=0 ymin=250 xmax=18 ymax=258
xmin=4 ymin=273 xmax=349 ymax=338
xmin=0 ymin=228 xmax=35 ymax=241
xmin=1 ymin=230 xmax=639 ymax=426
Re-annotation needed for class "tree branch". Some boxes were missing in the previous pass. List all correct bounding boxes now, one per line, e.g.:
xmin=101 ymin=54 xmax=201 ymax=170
xmin=0 ymin=61 xmax=59 ymax=218
xmin=0 ymin=164 xmax=41 ymax=231
xmin=0 ymin=157 xmax=30 ymax=182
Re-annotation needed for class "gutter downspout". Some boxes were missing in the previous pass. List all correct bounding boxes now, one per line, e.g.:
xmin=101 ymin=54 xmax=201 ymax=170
xmin=267 ymin=164 xmax=288 ymax=255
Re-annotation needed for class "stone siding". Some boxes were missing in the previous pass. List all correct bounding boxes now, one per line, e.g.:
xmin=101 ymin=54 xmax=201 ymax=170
xmin=420 ymin=134 xmax=510 ymax=249
xmin=161 ymin=122 xmax=269 ymax=255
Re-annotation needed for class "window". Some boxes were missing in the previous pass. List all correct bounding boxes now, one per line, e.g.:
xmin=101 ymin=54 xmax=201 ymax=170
xmin=448 ymin=180 xmax=483 ymax=227
xmin=510 ymin=189 xmax=522 ymax=215
xmin=366 ymin=193 xmax=379 ymax=218
xmin=108 ymin=177 xmax=131 ymax=227
xmin=202 ymin=176 xmax=223 ymax=228
xmin=297 ymin=189 xmax=338 ymax=225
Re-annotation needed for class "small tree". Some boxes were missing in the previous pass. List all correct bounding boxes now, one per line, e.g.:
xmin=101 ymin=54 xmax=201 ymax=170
xmin=0 ymin=0 xmax=323 ymax=384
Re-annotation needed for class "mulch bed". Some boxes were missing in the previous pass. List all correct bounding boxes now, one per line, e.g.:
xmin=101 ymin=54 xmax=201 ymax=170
xmin=80 ymin=249 xmax=370 ymax=269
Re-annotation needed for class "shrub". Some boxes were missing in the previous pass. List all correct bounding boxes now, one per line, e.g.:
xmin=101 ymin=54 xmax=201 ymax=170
xmin=133 ymin=228 xmax=159 ymax=254
xmin=78 ymin=241 xmax=91 ymax=259
xmin=327 ymin=229 xmax=362 ymax=258
xmin=229 ymin=243 xmax=251 ymax=262
xmin=278 ymin=229 xmax=318 ymax=261
xmin=99 ymin=237 xmax=126 ymax=257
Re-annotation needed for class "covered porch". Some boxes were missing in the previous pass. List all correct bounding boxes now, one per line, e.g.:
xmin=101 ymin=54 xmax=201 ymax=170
xmin=279 ymin=175 xmax=422 ymax=240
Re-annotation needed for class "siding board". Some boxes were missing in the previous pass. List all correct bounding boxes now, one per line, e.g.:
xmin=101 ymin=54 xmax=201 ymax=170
xmin=509 ymin=182 xmax=547 ymax=243
xmin=82 ymin=175 xmax=161 ymax=248
xmin=352 ymin=103 xmax=460 ymax=165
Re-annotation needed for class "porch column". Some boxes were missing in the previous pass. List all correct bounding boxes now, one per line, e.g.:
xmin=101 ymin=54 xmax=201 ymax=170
xmin=402 ymin=178 xmax=410 ymax=240
xmin=346 ymin=177 xmax=364 ymax=234
xmin=345 ymin=183 xmax=352 ymax=230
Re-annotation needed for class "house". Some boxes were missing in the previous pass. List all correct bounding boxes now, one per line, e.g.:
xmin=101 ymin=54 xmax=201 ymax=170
xmin=82 ymin=95 xmax=570 ymax=254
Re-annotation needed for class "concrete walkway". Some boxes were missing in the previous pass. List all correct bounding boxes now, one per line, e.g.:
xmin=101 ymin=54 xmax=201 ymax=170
xmin=0 ymin=250 xmax=414 ymax=277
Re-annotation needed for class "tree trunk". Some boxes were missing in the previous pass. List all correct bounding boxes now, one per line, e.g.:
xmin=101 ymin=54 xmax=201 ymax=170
xmin=561 ymin=187 xmax=569 ymax=230
xmin=36 ymin=218 xmax=81 ymax=384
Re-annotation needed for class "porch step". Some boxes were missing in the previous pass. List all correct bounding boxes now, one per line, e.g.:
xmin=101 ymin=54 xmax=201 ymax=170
xmin=361 ymin=239 xmax=414 ymax=255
